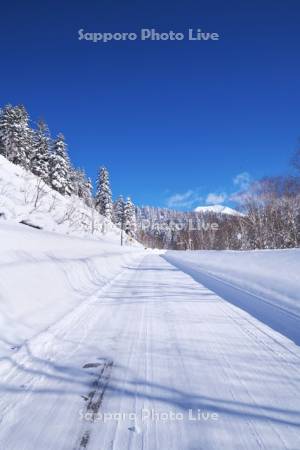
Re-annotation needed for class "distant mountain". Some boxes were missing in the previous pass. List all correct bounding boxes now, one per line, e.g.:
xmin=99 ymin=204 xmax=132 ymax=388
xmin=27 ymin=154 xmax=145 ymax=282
xmin=194 ymin=204 xmax=243 ymax=216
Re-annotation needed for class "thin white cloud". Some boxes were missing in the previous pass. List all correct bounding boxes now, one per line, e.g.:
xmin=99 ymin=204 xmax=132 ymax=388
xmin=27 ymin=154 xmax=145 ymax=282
xmin=165 ymin=172 xmax=252 ymax=209
xmin=233 ymin=172 xmax=251 ymax=190
xmin=166 ymin=190 xmax=202 ymax=208
xmin=206 ymin=192 xmax=227 ymax=205
xmin=229 ymin=191 xmax=249 ymax=204
xmin=230 ymin=171 xmax=252 ymax=204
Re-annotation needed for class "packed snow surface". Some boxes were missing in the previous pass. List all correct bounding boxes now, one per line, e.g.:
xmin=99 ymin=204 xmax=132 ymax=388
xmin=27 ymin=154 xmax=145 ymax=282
xmin=0 ymin=236 xmax=300 ymax=449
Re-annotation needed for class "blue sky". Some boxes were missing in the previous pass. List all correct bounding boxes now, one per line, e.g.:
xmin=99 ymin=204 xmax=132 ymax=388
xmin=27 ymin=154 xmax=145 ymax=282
xmin=1 ymin=0 xmax=300 ymax=209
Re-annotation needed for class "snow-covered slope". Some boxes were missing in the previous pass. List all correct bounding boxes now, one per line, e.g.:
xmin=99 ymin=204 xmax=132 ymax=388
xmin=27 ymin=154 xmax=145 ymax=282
xmin=0 ymin=155 xmax=130 ymax=243
xmin=194 ymin=204 xmax=243 ymax=216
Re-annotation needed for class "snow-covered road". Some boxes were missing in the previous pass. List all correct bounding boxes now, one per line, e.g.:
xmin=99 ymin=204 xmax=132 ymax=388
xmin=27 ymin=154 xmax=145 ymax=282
xmin=0 ymin=254 xmax=299 ymax=450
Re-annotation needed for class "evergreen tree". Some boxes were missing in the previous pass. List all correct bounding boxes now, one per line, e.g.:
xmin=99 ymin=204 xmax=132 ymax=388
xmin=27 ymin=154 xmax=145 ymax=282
xmin=31 ymin=120 xmax=51 ymax=183
xmin=0 ymin=104 xmax=32 ymax=168
xmin=95 ymin=167 xmax=113 ymax=220
xmin=49 ymin=133 xmax=72 ymax=195
xmin=83 ymin=177 xmax=93 ymax=207
xmin=124 ymin=197 xmax=137 ymax=238
xmin=70 ymin=167 xmax=81 ymax=196
xmin=113 ymin=195 xmax=125 ymax=227
xmin=71 ymin=167 xmax=93 ymax=206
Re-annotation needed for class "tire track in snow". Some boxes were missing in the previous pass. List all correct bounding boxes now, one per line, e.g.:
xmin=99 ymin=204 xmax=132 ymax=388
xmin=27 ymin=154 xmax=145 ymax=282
xmin=76 ymin=360 xmax=113 ymax=449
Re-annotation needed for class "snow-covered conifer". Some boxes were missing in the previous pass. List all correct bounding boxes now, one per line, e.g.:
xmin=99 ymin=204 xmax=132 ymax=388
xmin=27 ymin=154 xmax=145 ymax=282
xmin=71 ymin=168 xmax=93 ymax=206
xmin=49 ymin=133 xmax=72 ymax=195
xmin=83 ymin=177 xmax=93 ymax=207
xmin=95 ymin=167 xmax=113 ymax=220
xmin=31 ymin=120 xmax=51 ymax=183
xmin=124 ymin=197 xmax=137 ymax=238
xmin=0 ymin=104 xmax=32 ymax=168
xmin=113 ymin=195 xmax=125 ymax=227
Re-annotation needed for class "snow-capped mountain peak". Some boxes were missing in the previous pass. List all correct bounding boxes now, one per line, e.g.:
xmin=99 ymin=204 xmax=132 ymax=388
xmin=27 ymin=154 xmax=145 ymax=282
xmin=194 ymin=204 xmax=243 ymax=216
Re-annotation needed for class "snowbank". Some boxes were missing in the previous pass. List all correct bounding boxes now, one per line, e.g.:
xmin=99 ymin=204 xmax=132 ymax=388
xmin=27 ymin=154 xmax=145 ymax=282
xmin=0 ymin=222 xmax=145 ymax=355
xmin=164 ymin=249 xmax=300 ymax=343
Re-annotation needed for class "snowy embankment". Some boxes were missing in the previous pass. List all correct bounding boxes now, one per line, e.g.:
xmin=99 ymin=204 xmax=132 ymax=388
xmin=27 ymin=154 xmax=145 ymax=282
xmin=164 ymin=249 xmax=300 ymax=344
xmin=0 ymin=154 xmax=128 ymax=241
xmin=0 ymin=155 xmax=144 ymax=355
xmin=0 ymin=222 xmax=145 ymax=356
